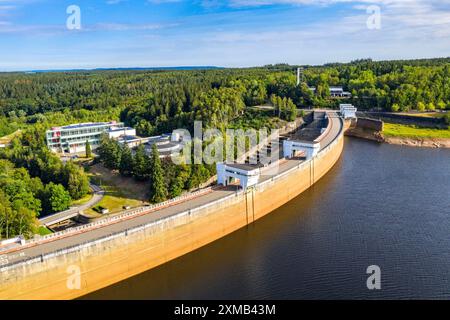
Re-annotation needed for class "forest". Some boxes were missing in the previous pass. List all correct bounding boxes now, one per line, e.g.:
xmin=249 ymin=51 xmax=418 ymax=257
xmin=1 ymin=58 xmax=449 ymax=137
xmin=0 ymin=57 xmax=449 ymax=239
xmin=0 ymin=126 xmax=89 ymax=238
xmin=96 ymin=135 xmax=216 ymax=203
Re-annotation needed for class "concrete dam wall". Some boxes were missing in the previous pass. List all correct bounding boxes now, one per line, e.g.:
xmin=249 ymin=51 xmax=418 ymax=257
xmin=0 ymin=120 xmax=345 ymax=300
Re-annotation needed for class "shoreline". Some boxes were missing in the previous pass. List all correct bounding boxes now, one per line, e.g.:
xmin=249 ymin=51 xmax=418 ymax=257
xmin=383 ymin=136 xmax=450 ymax=149
xmin=345 ymin=127 xmax=450 ymax=149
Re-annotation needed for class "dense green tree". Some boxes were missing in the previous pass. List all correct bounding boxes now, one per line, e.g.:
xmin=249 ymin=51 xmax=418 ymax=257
xmin=391 ymin=103 xmax=400 ymax=112
xmin=285 ymin=99 xmax=297 ymax=121
xmin=168 ymin=164 xmax=190 ymax=198
xmin=270 ymin=94 xmax=297 ymax=121
xmin=186 ymin=164 xmax=211 ymax=190
xmin=85 ymin=139 xmax=92 ymax=158
xmin=132 ymin=144 xmax=149 ymax=181
xmin=417 ymin=102 xmax=426 ymax=112
xmin=61 ymin=162 xmax=89 ymax=200
xmin=244 ymin=80 xmax=267 ymax=106
xmin=0 ymin=190 xmax=37 ymax=239
xmin=0 ymin=160 xmax=45 ymax=238
xmin=41 ymin=183 xmax=71 ymax=214
xmin=98 ymin=136 xmax=122 ymax=170
xmin=149 ymin=144 xmax=167 ymax=203
xmin=437 ymin=101 xmax=446 ymax=110
xmin=0 ymin=191 xmax=15 ymax=239
xmin=119 ymin=145 xmax=133 ymax=176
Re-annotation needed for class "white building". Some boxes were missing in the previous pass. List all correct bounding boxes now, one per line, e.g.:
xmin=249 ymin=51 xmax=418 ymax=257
xmin=283 ymin=140 xmax=320 ymax=160
xmin=108 ymin=127 xmax=136 ymax=139
xmin=116 ymin=132 xmax=185 ymax=159
xmin=47 ymin=121 xmax=187 ymax=159
xmin=46 ymin=121 xmax=132 ymax=154
xmin=339 ymin=104 xmax=357 ymax=119
xmin=217 ymin=163 xmax=262 ymax=189
xmin=330 ymin=86 xmax=352 ymax=98
xmin=143 ymin=134 xmax=184 ymax=158
xmin=307 ymin=86 xmax=351 ymax=98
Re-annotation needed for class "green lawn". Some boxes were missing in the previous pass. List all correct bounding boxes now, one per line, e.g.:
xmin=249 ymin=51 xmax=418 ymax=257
xmin=84 ymin=184 xmax=143 ymax=218
xmin=37 ymin=226 xmax=53 ymax=236
xmin=71 ymin=191 xmax=93 ymax=206
xmin=85 ymin=164 xmax=147 ymax=218
xmin=383 ymin=123 xmax=450 ymax=139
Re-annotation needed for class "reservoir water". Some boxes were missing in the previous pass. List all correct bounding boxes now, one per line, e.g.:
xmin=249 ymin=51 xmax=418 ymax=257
xmin=84 ymin=137 xmax=450 ymax=299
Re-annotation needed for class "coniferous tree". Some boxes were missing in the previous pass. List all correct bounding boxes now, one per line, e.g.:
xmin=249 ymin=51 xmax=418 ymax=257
xmin=169 ymin=164 xmax=190 ymax=198
xmin=149 ymin=144 xmax=167 ymax=203
xmin=119 ymin=145 xmax=133 ymax=177
xmin=286 ymin=98 xmax=297 ymax=121
xmin=132 ymin=144 xmax=149 ymax=181
xmin=85 ymin=139 xmax=92 ymax=158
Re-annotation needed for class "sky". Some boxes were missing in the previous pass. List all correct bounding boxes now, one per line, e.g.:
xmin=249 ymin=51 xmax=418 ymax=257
xmin=0 ymin=0 xmax=449 ymax=71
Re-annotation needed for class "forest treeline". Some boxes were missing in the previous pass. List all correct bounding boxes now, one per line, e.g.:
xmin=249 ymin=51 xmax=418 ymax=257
xmin=1 ymin=57 xmax=449 ymax=137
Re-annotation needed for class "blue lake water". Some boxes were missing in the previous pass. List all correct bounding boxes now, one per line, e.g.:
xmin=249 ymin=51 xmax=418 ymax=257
xmin=84 ymin=137 xmax=450 ymax=299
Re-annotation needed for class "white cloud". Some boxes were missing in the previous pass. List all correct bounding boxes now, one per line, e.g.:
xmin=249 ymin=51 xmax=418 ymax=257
xmin=0 ymin=0 xmax=449 ymax=69
xmin=106 ymin=0 xmax=128 ymax=4
xmin=227 ymin=0 xmax=448 ymax=8
xmin=185 ymin=0 xmax=450 ymax=66
xmin=148 ymin=0 xmax=183 ymax=3
xmin=91 ymin=23 xmax=170 ymax=31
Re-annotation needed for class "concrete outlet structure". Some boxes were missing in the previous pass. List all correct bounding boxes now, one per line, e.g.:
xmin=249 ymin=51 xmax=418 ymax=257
xmin=340 ymin=104 xmax=357 ymax=119
xmin=283 ymin=140 xmax=320 ymax=159
xmin=217 ymin=163 xmax=262 ymax=189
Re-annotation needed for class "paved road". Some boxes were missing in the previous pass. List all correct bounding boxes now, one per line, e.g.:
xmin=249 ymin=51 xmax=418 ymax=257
xmin=320 ymin=111 xmax=342 ymax=149
xmin=39 ymin=184 xmax=104 ymax=226
xmin=1 ymin=113 xmax=343 ymax=266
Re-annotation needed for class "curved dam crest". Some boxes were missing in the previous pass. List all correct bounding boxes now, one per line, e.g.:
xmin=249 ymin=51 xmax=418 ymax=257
xmin=0 ymin=113 xmax=345 ymax=300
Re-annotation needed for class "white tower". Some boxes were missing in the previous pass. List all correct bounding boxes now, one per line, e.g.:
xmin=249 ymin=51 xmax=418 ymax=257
xmin=296 ymin=67 xmax=304 ymax=86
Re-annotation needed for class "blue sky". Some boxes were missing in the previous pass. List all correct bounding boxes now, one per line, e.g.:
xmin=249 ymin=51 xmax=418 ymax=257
xmin=0 ymin=0 xmax=449 ymax=71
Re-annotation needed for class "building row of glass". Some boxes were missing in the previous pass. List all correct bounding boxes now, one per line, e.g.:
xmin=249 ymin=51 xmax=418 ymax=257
xmin=46 ymin=122 xmax=125 ymax=154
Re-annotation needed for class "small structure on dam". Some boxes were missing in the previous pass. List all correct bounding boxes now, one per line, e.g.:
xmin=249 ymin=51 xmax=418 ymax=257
xmin=217 ymin=111 xmax=331 ymax=189
xmin=283 ymin=112 xmax=327 ymax=160
xmin=339 ymin=104 xmax=357 ymax=119
xmin=216 ymin=163 xmax=264 ymax=189
xmin=283 ymin=140 xmax=320 ymax=160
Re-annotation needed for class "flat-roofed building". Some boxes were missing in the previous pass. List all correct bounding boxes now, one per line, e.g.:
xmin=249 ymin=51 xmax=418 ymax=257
xmin=144 ymin=134 xmax=184 ymax=158
xmin=330 ymin=86 xmax=352 ymax=98
xmin=217 ymin=162 xmax=263 ymax=189
xmin=116 ymin=133 xmax=185 ymax=159
xmin=108 ymin=127 xmax=136 ymax=139
xmin=46 ymin=121 xmax=134 ymax=154
xmin=339 ymin=103 xmax=357 ymax=119
xmin=307 ymin=86 xmax=351 ymax=98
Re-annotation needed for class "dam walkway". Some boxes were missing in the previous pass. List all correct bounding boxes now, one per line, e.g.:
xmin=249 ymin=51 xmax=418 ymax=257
xmin=0 ymin=111 xmax=343 ymax=267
